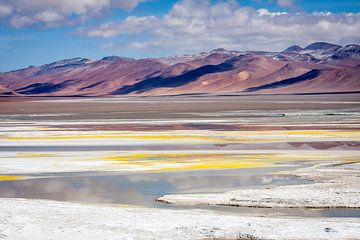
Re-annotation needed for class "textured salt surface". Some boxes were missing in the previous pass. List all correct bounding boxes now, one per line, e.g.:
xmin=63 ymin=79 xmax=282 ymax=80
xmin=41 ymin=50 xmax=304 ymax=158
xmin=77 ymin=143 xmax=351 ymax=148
xmin=158 ymin=162 xmax=360 ymax=209
xmin=0 ymin=198 xmax=359 ymax=240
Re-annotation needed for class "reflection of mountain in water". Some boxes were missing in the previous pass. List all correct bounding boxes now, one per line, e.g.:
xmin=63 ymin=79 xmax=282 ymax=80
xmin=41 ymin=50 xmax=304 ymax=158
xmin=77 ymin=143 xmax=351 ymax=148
xmin=0 ymin=169 xmax=301 ymax=206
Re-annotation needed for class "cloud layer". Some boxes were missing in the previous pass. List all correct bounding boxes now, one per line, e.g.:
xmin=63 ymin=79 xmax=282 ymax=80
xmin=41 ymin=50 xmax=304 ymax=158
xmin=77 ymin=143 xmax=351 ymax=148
xmin=0 ymin=0 xmax=146 ymax=27
xmin=80 ymin=0 xmax=360 ymax=52
xmin=1 ymin=0 xmax=359 ymax=54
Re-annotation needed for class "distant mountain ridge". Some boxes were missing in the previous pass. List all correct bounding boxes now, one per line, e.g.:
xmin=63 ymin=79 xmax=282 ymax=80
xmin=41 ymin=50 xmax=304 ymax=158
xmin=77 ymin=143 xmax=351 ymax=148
xmin=0 ymin=42 xmax=359 ymax=96
xmin=283 ymin=45 xmax=303 ymax=52
xmin=303 ymin=42 xmax=341 ymax=51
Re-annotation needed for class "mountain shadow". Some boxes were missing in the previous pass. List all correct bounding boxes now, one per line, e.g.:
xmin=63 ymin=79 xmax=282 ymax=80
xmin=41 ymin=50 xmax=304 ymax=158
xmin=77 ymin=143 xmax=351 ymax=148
xmin=245 ymin=69 xmax=322 ymax=92
xmin=79 ymin=81 xmax=105 ymax=91
xmin=113 ymin=58 xmax=238 ymax=94
xmin=15 ymin=79 xmax=78 ymax=94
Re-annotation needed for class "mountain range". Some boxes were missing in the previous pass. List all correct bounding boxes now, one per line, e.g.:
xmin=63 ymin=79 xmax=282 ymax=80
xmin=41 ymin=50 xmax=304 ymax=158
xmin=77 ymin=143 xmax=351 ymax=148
xmin=1 ymin=42 xmax=359 ymax=96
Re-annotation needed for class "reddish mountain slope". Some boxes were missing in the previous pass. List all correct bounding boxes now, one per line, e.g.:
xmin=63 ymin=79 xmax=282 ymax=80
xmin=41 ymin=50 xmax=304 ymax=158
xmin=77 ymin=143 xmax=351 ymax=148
xmin=0 ymin=42 xmax=359 ymax=96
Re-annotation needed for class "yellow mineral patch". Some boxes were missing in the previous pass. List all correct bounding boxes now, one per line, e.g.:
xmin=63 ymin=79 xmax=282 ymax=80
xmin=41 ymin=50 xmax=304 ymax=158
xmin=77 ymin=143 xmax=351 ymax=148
xmin=159 ymin=161 xmax=270 ymax=171
xmin=16 ymin=152 xmax=58 ymax=158
xmin=100 ymin=152 xmax=360 ymax=172
xmin=103 ymin=153 xmax=273 ymax=171
xmin=0 ymin=175 xmax=25 ymax=181
xmin=103 ymin=153 xmax=228 ymax=161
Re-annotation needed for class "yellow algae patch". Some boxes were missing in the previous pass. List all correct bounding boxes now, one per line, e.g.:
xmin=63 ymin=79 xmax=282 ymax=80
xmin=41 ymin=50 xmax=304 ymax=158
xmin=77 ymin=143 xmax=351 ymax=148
xmin=0 ymin=175 xmax=25 ymax=181
xmin=103 ymin=153 xmax=229 ymax=161
xmin=16 ymin=152 xmax=58 ymax=158
xmin=159 ymin=161 xmax=271 ymax=171
xmin=99 ymin=152 xmax=360 ymax=172
xmin=103 ymin=152 xmax=360 ymax=162
xmin=102 ymin=153 xmax=274 ymax=171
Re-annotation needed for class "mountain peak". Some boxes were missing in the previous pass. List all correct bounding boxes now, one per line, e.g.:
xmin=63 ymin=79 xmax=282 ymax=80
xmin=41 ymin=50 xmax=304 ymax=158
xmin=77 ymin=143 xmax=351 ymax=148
xmin=328 ymin=44 xmax=360 ymax=60
xmin=101 ymin=56 xmax=135 ymax=62
xmin=42 ymin=57 xmax=94 ymax=69
xmin=101 ymin=56 xmax=121 ymax=61
xmin=210 ymin=48 xmax=228 ymax=53
xmin=342 ymin=44 xmax=360 ymax=51
xmin=304 ymin=42 xmax=341 ymax=51
xmin=283 ymin=45 xmax=303 ymax=52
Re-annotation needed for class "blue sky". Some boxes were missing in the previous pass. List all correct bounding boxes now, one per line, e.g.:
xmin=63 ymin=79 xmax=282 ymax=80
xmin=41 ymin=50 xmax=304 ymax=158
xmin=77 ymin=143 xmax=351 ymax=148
xmin=0 ymin=0 xmax=359 ymax=72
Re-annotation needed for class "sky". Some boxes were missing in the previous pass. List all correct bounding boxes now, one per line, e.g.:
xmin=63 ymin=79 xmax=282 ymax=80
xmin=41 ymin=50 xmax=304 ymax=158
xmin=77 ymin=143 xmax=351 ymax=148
xmin=0 ymin=0 xmax=359 ymax=72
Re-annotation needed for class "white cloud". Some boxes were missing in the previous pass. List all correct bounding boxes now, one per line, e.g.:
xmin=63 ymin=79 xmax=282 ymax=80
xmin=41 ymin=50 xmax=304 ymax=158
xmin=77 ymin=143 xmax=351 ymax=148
xmin=34 ymin=10 xmax=65 ymax=23
xmin=78 ymin=15 xmax=158 ymax=38
xmin=9 ymin=16 xmax=35 ymax=28
xmin=257 ymin=8 xmax=287 ymax=16
xmin=0 ymin=0 xmax=147 ymax=28
xmin=80 ymin=0 xmax=360 ymax=53
xmin=0 ymin=3 xmax=12 ymax=17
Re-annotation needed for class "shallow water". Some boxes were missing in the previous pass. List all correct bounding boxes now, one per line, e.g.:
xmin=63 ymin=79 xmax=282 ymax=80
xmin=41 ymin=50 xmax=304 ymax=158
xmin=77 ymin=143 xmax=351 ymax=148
xmin=0 ymin=167 xmax=359 ymax=218
xmin=0 ymin=167 xmax=301 ymax=205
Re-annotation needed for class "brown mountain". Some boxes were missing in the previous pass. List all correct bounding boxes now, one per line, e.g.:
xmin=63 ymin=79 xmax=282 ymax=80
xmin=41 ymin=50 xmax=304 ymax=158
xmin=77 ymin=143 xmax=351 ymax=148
xmin=0 ymin=42 xmax=359 ymax=96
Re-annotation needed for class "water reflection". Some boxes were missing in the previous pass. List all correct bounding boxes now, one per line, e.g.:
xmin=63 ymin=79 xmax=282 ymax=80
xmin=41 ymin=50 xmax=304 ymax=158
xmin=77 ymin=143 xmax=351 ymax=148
xmin=0 ymin=168 xmax=300 ymax=207
xmin=1 ymin=168 xmax=359 ymax=218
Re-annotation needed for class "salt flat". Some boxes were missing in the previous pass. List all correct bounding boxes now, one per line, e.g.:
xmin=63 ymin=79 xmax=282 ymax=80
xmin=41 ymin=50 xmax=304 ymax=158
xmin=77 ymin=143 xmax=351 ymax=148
xmin=158 ymin=161 xmax=360 ymax=209
xmin=0 ymin=94 xmax=359 ymax=239
xmin=0 ymin=198 xmax=359 ymax=240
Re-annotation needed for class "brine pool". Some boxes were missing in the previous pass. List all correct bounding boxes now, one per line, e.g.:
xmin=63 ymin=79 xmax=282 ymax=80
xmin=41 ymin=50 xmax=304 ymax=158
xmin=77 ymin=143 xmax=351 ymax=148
xmin=1 ymin=165 xmax=359 ymax=218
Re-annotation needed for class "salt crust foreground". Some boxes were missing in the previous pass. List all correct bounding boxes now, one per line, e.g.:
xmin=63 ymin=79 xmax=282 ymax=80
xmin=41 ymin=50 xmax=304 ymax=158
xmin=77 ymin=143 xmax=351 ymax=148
xmin=158 ymin=162 xmax=360 ymax=209
xmin=0 ymin=198 xmax=359 ymax=240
